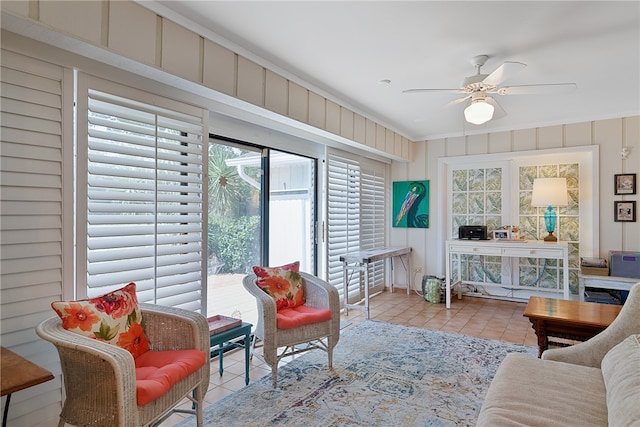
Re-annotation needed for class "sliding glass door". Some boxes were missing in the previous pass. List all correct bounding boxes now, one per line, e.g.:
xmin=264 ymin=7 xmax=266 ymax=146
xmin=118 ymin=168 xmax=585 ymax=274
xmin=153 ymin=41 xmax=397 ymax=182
xmin=267 ymin=150 xmax=316 ymax=272
xmin=206 ymin=138 xmax=316 ymax=324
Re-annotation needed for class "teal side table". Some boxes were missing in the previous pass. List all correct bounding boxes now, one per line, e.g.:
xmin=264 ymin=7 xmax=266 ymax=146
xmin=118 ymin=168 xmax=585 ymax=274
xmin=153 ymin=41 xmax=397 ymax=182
xmin=209 ymin=322 xmax=252 ymax=385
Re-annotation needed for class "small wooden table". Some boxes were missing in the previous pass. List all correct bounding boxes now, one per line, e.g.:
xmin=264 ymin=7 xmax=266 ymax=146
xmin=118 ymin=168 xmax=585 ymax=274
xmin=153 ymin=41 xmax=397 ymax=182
xmin=1 ymin=347 xmax=54 ymax=427
xmin=524 ymin=297 xmax=622 ymax=357
xmin=208 ymin=320 xmax=252 ymax=385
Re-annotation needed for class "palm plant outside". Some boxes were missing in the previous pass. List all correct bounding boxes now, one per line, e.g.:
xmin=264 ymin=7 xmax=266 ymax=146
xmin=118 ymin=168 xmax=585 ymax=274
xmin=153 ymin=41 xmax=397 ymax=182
xmin=207 ymin=144 xmax=261 ymax=274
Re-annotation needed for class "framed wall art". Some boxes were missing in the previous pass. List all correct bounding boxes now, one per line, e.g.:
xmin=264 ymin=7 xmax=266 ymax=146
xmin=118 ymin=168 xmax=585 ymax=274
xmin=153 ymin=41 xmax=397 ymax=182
xmin=614 ymin=173 xmax=636 ymax=195
xmin=614 ymin=201 xmax=636 ymax=222
xmin=392 ymin=180 xmax=429 ymax=228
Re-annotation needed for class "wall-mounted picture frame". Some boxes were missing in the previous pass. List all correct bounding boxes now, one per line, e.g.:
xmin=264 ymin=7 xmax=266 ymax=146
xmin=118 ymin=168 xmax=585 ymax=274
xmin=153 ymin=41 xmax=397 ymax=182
xmin=614 ymin=201 xmax=636 ymax=222
xmin=392 ymin=180 xmax=429 ymax=228
xmin=493 ymin=229 xmax=510 ymax=240
xmin=614 ymin=173 xmax=636 ymax=195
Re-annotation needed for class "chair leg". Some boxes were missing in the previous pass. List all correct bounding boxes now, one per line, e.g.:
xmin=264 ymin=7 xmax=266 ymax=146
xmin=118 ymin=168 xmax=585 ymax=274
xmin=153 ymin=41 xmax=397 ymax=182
xmin=271 ymin=364 xmax=278 ymax=388
xmin=196 ymin=400 xmax=203 ymax=427
xmin=328 ymin=336 xmax=335 ymax=369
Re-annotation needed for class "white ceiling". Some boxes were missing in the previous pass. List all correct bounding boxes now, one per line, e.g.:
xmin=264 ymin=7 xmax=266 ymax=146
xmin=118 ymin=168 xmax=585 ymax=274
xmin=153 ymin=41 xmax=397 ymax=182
xmin=154 ymin=1 xmax=640 ymax=141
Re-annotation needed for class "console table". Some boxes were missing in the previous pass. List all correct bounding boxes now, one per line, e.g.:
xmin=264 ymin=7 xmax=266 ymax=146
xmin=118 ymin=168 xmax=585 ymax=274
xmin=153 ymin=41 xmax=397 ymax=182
xmin=445 ymin=239 xmax=569 ymax=309
xmin=341 ymin=246 xmax=411 ymax=319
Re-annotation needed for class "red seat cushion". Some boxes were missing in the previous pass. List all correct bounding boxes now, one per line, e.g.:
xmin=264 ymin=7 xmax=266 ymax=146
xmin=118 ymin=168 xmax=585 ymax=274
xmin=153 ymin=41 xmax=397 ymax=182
xmin=276 ymin=305 xmax=332 ymax=330
xmin=135 ymin=349 xmax=207 ymax=406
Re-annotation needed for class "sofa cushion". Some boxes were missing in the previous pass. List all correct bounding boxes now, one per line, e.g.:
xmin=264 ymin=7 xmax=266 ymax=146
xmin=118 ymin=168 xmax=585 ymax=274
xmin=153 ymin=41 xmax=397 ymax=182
xmin=51 ymin=282 xmax=150 ymax=358
xmin=135 ymin=349 xmax=207 ymax=406
xmin=477 ymin=353 xmax=607 ymax=427
xmin=601 ymin=334 xmax=640 ymax=427
xmin=253 ymin=261 xmax=304 ymax=310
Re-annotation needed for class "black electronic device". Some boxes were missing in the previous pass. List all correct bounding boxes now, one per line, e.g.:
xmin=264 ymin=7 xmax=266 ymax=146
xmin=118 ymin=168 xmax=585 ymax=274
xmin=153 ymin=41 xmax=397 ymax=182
xmin=458 ymin=225 xmax=488 ymax=240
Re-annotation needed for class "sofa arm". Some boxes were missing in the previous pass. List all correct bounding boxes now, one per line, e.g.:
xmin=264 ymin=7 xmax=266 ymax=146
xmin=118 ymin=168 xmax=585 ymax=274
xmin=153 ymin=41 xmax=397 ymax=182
xmin=543 ymin=282 xmax=640 ymax=368
xmin=541 ymin=340 xmax=603 ymax=367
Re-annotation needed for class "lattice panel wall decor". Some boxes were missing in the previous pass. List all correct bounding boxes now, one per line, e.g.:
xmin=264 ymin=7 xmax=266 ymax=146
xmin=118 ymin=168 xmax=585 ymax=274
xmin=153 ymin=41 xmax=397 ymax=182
xmin=518 ymin=163 xmax=581 ymax=294
xmin=451 ymin=167 xmax=503 ymax=285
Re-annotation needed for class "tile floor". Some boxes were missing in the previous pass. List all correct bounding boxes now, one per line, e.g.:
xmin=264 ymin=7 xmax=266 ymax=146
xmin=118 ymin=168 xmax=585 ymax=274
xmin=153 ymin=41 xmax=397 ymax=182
xmin=159 ymin=289 xmax=538 ymax=425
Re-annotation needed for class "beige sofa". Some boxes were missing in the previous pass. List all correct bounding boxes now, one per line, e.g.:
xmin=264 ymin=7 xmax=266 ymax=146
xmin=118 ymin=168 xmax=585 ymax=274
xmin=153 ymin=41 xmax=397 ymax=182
xmin=477 ymin=283 xmax=640 ymax=427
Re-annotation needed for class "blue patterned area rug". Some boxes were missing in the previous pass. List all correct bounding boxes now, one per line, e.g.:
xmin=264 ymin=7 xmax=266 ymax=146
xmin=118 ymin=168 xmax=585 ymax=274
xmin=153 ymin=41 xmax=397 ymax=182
xmin=178 ymin=321 xmax=536 ymax=427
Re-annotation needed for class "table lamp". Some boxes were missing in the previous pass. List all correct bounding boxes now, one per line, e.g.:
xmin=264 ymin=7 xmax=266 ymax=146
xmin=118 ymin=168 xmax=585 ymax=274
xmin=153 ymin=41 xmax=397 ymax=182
xmin=531 ymin=177 xmax=568 ymax=242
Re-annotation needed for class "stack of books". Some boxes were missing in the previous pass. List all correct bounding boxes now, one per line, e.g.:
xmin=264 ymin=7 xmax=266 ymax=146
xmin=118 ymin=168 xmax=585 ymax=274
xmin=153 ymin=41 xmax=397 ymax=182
xmin=580 ymin=257 xmax=609 ymax=276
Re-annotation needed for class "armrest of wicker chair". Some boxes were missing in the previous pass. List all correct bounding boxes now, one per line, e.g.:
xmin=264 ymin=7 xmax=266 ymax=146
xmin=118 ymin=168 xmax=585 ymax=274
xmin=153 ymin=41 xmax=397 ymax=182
xmin=299 ymin=271 xmax=341 ymax=333
xmin=140 ymin=303 xmax=210 ymax=354
xmin=243 ymin=274 xmax=278 ymax=340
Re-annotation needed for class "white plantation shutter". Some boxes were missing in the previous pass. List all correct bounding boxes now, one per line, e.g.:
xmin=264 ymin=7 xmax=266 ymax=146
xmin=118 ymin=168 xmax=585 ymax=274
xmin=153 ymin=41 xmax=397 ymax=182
xmin=360 ymin=165 xmax=386 ymax=289
xmin=78 ymin=78 xmax=206 ymax=312
xmin=0 ymin=48 xmax=72 ymax=426
xmin=327 ymin=155 xmax=361 ymax=302
xmin=327 ymin=152 xmax=387 ymax=303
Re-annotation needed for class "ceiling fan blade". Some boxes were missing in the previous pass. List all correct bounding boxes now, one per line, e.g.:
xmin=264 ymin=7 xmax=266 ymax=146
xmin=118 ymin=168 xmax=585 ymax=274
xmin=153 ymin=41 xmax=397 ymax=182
xmin=496 ymin=83 xmax=577 ymax=95
xmin=482 ymin=61 xmax=526 ymax=87
xmin=443 ymin=95 xmax=471 ymax=109
xmin=402 ymin=88 xmax=465 ymax=94
xmin=485 ymin=97 xmax=507 ymax=120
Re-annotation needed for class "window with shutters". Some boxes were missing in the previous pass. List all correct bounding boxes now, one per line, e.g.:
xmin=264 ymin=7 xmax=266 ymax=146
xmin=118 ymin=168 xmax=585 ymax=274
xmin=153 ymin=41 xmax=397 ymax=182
xmin=76 ymin=78 xmax=207 ymax=312
xmin=327 ymin=152 xmax=387 ymax=304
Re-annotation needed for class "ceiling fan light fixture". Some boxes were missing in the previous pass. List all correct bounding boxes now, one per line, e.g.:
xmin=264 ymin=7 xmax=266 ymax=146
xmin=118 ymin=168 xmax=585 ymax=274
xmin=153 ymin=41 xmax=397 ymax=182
xmin=464 ymin=99 xmax=494 ymax=125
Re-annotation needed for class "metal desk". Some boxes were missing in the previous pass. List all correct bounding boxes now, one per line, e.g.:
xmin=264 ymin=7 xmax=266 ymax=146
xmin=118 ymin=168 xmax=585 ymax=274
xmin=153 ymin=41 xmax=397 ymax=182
xmin=340 ymin=246 xmax=412 ymax=319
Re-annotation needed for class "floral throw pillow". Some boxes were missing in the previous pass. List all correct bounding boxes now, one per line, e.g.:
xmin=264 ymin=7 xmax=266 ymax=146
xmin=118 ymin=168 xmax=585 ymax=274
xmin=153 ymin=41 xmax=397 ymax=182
xmin=253 ymin=261 xmax=304 ymax=311
xmin=51 ymin=282 xmax=150 ymax=358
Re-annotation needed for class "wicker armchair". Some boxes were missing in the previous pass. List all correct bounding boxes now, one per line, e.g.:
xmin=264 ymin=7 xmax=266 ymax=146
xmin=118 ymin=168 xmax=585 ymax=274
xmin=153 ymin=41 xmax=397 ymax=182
xmin=36 ymin=303 xmax=210 ymax=427
xmin=243 ymin=271 xmax=340 ymax=387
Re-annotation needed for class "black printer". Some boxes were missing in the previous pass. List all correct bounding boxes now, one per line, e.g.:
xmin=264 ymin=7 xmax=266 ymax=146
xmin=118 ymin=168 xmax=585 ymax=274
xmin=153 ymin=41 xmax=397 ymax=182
xmin=458 ymin=225 xmax=488 ymax=240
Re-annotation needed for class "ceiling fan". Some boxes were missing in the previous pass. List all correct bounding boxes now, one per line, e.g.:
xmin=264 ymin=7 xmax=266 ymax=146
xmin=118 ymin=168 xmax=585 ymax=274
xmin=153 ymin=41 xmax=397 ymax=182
xmin=403 ymin=55 xmax=577 ymax=125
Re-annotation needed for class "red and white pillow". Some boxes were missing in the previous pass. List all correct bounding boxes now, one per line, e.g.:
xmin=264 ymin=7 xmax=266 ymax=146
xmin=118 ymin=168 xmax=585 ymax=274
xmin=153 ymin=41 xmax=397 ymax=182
xmin=253 ymin=261 xmax=304 ymax=310
xmin=51 ymin=282 xmax=150 ymax=358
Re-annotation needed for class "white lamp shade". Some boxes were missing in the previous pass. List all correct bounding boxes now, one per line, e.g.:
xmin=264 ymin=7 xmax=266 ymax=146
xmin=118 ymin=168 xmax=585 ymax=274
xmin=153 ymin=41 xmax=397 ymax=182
xmin=531 ymin=177 xmax=569 ymax=207
xmin=464 ymin=100 xmax=494 ymax=125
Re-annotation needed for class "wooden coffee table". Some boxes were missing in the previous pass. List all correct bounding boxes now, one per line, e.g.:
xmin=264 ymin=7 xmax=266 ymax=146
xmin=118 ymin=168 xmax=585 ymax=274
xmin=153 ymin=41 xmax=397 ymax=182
xmin=524 ymin=297 xmax=622 ymax=357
